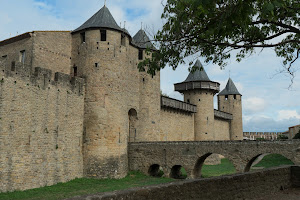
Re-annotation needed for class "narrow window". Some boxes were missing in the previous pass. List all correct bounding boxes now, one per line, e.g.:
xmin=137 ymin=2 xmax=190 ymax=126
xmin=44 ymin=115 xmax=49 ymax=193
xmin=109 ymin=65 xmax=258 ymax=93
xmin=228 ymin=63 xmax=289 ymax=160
xmin=138 ymin=49 xmax=143 ymax=60
xmin=100 ymin=30 xmax=107 ymax=41
xmin=73 ymin=66 xmax=78 ymax=76
xmin=19 ymin=50 xmax=26 ymax=64
xmin=11 ymin=61 xmax=16 ymax=71
xmin=187 ymin=99 xmax=190 ymax=103
xmin=80 ymin=32 xmax=86 ymax=43
xmin=121 ymin=34 xmax=126 ymax=46
xmin=95 ymin=63 xmax=98 ymax=68
xmin=234 ymin=94 xmax=237 ymax=99
xmin=225 ymin=95 xmax=228 ymax=100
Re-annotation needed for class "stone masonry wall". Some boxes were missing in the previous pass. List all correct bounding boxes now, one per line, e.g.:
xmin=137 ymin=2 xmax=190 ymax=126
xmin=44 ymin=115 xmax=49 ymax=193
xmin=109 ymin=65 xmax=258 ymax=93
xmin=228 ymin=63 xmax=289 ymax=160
xmin=214 ymin=118 xmax=230 ymax=140
xmin=32 ymin=31 xmax=72 ymax=77
xmin=0 ymin=63 xmax=85 ymax=192
xmin=218 ymin=94 xmax=243 ymax=140
xmin=184 ymin=90 xmax=215 ymax=141
xmin=159 ymin=109 xmax=194 ymax=141
xmin=0 ymin=33 xmax=34 ymax=74
xmin=68 ymin=166 xmax=299 ymax=200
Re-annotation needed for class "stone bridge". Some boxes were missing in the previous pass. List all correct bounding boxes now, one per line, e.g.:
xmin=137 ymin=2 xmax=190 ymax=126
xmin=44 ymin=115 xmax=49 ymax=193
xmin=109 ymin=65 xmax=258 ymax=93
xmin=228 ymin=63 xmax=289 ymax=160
xmin=128 ymin=140 xmax=300 ymax=179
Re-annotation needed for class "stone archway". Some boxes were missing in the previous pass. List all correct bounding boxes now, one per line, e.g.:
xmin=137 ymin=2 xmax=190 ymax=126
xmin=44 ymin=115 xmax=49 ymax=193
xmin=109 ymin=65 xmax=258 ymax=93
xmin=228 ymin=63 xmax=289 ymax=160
xmin=192 ymin=153 xmax=212 ymax=179
xmin=128 ymin=109 xmax=138 ymax=142
xmin=244 ymin=153 xmax=295 ymax=172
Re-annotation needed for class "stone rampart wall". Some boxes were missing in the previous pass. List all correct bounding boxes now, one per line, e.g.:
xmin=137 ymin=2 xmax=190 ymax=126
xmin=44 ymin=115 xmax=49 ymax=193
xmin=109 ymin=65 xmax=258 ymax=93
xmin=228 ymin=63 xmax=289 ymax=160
xmin=68 ymin=166 xmax=300 ymax=200
xmin=159 ymin=109 xmax=194 ymax=141
xmin=0 ymin=63 xmax=85 ymax=192
xmin=214 ymin=118 xmax=230 ymax=140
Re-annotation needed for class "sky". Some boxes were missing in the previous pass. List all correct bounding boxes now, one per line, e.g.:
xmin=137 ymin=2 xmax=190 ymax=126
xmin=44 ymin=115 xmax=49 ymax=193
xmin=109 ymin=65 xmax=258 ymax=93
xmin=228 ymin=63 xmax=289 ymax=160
xmin=0 ymin=0 xmax=299 ymax=132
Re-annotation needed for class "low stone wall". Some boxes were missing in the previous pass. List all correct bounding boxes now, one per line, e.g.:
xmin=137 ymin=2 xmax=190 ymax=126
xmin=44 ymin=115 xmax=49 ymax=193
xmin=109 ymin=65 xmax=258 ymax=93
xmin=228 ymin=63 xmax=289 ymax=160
xmin=67 ymin=166 xmax=300 ymax=200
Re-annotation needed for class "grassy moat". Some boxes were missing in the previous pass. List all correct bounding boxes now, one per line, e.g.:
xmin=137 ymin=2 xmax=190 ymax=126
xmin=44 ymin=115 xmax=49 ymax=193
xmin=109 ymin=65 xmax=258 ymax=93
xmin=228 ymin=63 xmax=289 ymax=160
xmin=0 ymin=154 xmax=294 ymax=200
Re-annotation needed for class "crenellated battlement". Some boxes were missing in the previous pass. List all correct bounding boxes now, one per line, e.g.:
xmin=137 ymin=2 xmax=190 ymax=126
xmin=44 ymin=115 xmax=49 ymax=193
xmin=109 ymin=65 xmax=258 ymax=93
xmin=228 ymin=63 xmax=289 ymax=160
xmin=0 ymin=62 xmax=84 ymax=95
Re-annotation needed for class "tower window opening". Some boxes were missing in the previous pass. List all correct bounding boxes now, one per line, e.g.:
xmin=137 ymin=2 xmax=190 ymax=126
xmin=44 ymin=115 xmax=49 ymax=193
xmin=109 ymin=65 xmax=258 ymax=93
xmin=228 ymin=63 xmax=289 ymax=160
xmin=80 ymin=32 xmax=86 ymax=43
xmin=225 ymin=95 xmax=228 ymax=100
xmin=138 ymin=50 xmax=143 ymax=60
xmin=11 ymin=61 xmax=16 ymax=71
xmin=95 ymin=63 xmax=98 ymax=68
xmin=19 ymin=50 xmax=26 ymax=64
xmin=2 ymin=55 xmax=7 ymax=59
xmin=234 ymin=94 xmax=237 ymax=99
xmin=187 ymin=99 xmax=190 ymax=103
xmin=100 ymin=30 xmax=107 ymax=41
xmin=73 ymin=66 xmax=78 ymax=76
xmin=199 ymin=99 xmax=201 ymax=101
xmin=121 ymin=34 xmax=126 ymax=46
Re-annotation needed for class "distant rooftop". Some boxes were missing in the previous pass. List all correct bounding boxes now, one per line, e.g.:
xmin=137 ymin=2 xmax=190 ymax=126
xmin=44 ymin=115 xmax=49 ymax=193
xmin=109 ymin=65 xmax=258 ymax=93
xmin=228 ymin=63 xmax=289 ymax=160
xmin=183 ymin=60 xmax=210 ymax=82
xmin=219 ymin=78 xmax=241 ymax=96
xmin=133 ymin=29 xmax=155 ymax=50
xmin=73 ymin=5 xmax=123 ymax=34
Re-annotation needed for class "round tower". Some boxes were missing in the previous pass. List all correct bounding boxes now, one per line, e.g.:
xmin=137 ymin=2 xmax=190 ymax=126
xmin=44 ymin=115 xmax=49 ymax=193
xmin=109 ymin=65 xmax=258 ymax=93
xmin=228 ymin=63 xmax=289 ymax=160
xmin=71 ymin=5 xmax=138 ymax=179
xmin=218 ymin=78 xmax=243 ymax=140
xmin=174 ymin=60 xmax=220 ymax=141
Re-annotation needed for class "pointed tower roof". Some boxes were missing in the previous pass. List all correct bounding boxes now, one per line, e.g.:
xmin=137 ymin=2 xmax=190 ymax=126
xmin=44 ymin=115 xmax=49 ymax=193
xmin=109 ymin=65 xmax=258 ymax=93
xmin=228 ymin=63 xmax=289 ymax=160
xmin=133 ymin=29 xmax=155 ymax=49
xmin=73 ymin=5 xmax=123 ymax=33
xmin=174 ymin=60 xmax=220 ymax=93
xmin=219 ymin=78 xmax=241 ymax=96
xmin=183 ymin=60 xmax=210 ymax=82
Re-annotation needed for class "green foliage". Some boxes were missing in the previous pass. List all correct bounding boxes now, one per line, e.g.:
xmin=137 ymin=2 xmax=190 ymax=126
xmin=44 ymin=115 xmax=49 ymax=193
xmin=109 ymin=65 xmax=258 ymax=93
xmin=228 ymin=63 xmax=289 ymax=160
xmin=293 ymin=129 xmax=300 ymax=139
xmin=139 ymin=0 xmax=300 ymax=76
xmin=0 ymin=171 xmax=174 ymax=200
xmin=256 ymin=137 xmax=266 ymax=141
xmin=278 ymin=134 xmax=288 ymax=140
xmin=252 ymin=154 xmax=294 ymax=169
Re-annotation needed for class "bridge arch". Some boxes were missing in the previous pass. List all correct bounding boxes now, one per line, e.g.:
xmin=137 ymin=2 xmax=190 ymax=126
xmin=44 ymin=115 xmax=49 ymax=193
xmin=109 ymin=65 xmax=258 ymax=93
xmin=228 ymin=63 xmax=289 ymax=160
xmin=170 ymin=165 xmax=187 ymax=179
xmin=192 ymin=153 xmax=237 ymax=179
xmin=244 ymin=153 xmax=295 ymax=172
xmin=148 ymin=164 xmax=164 ymax=177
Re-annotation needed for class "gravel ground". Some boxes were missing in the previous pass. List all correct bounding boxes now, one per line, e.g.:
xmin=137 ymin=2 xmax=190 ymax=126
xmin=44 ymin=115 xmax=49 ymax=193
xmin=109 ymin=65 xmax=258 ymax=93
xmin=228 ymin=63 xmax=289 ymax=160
xmin=255 ymin=188 xmax=300 ymax=200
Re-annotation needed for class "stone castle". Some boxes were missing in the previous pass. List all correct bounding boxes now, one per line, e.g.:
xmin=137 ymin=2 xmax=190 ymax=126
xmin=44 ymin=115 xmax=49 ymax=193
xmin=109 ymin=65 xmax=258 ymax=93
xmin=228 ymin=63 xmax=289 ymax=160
xmin=0 ymin=5 xmax=243 ymax=192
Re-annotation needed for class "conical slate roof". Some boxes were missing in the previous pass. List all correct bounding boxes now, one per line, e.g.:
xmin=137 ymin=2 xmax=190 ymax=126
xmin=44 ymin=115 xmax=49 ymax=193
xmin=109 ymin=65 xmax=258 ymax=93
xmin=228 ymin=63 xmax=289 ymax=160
xmin=183 ymin=60 xmax=210 ymax=82
xmin=219 ymin=78 xmax=241 ymax=95
xmin=133 ymin=29 xmax=155 ymax=49
xmin=73 ymin=5 xmax=123 ymax=33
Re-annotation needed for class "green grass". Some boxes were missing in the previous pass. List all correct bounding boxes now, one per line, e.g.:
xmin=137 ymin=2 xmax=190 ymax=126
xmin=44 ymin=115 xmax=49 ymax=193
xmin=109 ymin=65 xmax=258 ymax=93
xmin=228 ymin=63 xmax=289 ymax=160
xmin=201 ymin=158 xmax=236 ymax=178
xmin=0 ymin=172 xmax=174 ymax=200
xmin=252 ymin=154 xmax=294 ymax=169
xmin=1 ymin=154 xmax=294 ymax=200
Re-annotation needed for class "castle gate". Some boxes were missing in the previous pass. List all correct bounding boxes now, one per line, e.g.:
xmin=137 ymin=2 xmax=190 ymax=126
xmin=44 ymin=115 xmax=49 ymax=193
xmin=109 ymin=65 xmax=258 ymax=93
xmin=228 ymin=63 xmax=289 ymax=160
xmin=128 ymin=141 xmax=300 ymax=178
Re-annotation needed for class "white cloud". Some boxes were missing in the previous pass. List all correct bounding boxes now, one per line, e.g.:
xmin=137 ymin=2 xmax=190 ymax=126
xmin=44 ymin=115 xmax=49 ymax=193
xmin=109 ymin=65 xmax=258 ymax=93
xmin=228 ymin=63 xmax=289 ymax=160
xmin=243 ymin=97 xmax=267 ymax=114
xmin=277 ymin=110 xmax=300 ymax=121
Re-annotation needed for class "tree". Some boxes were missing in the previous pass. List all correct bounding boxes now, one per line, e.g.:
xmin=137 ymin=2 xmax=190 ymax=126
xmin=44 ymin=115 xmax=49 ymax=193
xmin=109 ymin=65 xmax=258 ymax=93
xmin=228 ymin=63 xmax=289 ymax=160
xmin=139 ymin=0 xmax=300 ymax=76
xmin=293 ymin=129 xmax=300 ymax=139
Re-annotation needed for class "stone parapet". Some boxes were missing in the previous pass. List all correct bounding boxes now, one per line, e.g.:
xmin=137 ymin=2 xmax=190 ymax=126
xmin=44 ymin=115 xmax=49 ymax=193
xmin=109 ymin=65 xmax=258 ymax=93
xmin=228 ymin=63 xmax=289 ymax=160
xmin=214 ymin=109 xmax=233 ymax=120
xmin=161 ymin=96 xmax=197 ymax=113
xmin=67 ymin=166 xmax=299 ymax=200
xmin=174 ymin=81 xmax=220 ymax=93
xmin=0 ymin=63 xmax=84 ymax=95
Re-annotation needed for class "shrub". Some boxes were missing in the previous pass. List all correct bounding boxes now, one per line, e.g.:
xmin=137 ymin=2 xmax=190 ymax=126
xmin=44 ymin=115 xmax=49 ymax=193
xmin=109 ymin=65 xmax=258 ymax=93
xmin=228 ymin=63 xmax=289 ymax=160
xmin=278 ymin=135 xmax=288 ymax=140
xmin=293 ymin=130 xmax=300 ymax=139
